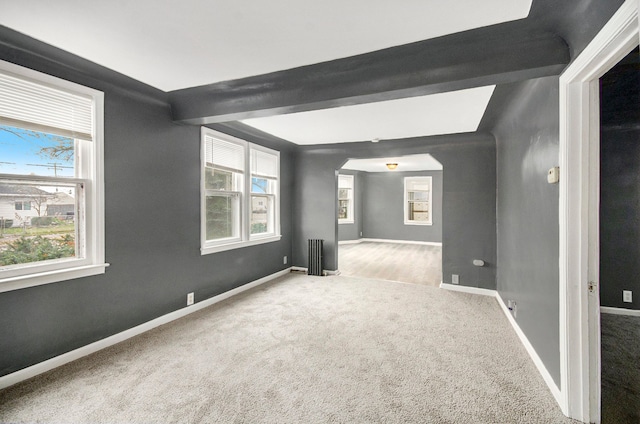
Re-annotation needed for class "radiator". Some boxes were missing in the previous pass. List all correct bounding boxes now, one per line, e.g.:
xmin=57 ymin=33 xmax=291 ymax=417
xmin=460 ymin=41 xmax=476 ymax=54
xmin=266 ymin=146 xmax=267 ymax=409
xmin=308 ymin=239 xmax=324 ymax=276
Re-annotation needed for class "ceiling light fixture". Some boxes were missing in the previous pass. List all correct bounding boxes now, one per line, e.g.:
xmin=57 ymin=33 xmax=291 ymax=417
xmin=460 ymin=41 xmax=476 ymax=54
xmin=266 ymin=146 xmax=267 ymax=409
xmin=371 ymin=138 xmax=380 ymax=143
xmin=386 ymin=163 xmax=398 ymax=170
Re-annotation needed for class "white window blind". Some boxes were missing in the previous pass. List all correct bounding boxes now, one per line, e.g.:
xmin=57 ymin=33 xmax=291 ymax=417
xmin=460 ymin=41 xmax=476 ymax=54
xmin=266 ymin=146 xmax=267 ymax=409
xmin=407 ymin=179 xmax=430 ymax=192
xmin=204 ymin=135 xmax=245 ymax=173
xmin=338 ymin=175 xmax=352 ymax=188
xmin=251 ymin=149 xmax=278 ymax=179
xmin=0 ymin=69 xmax=94 ymax=141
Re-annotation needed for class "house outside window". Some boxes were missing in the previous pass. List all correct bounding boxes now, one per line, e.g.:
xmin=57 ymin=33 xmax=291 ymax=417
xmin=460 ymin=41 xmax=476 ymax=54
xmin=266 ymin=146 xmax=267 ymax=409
xmin=0 ymin=59 xmax=105 ymax=293
xmin=201 ymin=128 xmax=280 ymax=254
xmin=338 ymin=174 xmax=354 ymax=224
xmin=404 ymin=176 xmax=432 ymax=225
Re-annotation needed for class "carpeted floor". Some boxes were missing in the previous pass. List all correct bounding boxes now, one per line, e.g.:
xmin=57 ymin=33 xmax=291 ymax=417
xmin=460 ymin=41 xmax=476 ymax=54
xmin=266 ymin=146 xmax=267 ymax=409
xmin=339 ymin=242 xmax=442 ymax=286
xmin=601 ymin=312 xmax=640 ymax=423
xmin=0 ymin=273 xmax=575 ymax=423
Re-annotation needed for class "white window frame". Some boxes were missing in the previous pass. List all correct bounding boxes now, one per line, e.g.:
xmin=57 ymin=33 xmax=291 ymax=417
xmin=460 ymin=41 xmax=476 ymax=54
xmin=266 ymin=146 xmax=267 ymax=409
xmin=201 ymin=128 xmax=281 ymax=255
xmin=338 ymin=174 xmax=354 ymax=224
xmin=0 ymin=59 xmax=106 ymax=294
xmin=404 ymin=176 xmax=433 ymax=226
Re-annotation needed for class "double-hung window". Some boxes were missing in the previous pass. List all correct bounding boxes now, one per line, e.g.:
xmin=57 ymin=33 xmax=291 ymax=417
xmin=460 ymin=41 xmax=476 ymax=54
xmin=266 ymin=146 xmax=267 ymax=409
xmin=0 ymin=59 xmax=105 ymax=292
xmin=404 ymin=176 xmax=432 ymax=225
xmin=338 ymin=174 xmax=354 ymax=224
xmin=201 ymin=128 xmax=280 ymax=254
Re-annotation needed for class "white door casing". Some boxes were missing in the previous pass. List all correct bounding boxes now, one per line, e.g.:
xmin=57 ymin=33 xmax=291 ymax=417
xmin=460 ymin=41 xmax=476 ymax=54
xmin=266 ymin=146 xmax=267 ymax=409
xmin=559 ymin=1 xmax=639 ymax=422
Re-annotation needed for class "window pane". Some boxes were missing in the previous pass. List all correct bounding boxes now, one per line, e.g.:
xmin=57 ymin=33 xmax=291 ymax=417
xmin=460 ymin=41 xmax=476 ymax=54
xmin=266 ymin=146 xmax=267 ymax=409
xmin=408 ymin=191 xmax=428 ymax=201
xmin=205 ymin=168 xmax=233 ymax=191
xmin=0 ymin=181 xmax=78 ymax=267
xmin=338 ymin=188 xmax=350 ymax=199
xmin=251 ymin=195 xmax=270 ymax=234
xmin=0 ymin=125 xmax=75 ymax=177
xmin=251 ymin=177 xmax=268 ymax=194
xmin=338 ymin=200 xmax=349 ymax=220
xmin=205 ymin=195 xmax=238 ymax=240
xmin=408 ymin=201 xmax=430 ymax=221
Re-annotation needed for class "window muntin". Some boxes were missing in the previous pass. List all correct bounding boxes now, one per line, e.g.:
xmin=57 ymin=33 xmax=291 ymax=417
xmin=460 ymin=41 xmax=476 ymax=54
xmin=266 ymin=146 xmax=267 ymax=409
xmin=404 ymin=176 xmax=432 ymax=225
xmin=338 ymin=174 xmax=354 ymax=224
xmin=0 ymin=59 xmax=105 ymax=292
xmin=201 ymin=128 xmax=280 ymax=254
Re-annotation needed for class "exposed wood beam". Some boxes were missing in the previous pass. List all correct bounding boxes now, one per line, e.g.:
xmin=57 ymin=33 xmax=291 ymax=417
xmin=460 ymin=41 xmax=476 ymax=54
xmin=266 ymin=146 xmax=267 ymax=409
xmin=169 ymin=23 xmax=569 ymax=125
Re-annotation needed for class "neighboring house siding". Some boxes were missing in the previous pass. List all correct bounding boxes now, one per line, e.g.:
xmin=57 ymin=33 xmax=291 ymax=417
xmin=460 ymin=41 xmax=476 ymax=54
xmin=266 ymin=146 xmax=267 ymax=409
xmin=0 ymin=197 xmax=45 ymax=227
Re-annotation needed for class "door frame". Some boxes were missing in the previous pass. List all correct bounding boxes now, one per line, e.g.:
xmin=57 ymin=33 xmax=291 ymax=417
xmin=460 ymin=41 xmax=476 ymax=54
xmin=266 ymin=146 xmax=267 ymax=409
xmin=559 ymin=1 xmax=639 ymax=422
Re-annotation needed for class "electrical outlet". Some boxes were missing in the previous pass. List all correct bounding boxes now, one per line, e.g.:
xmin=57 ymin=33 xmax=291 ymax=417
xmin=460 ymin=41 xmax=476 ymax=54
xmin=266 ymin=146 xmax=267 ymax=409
xmin=623 ymin=290 xmax=632 ymax=303
xmin=360 ymin=232 xmax=363 ymax=237
xmin=507 ymin=300 xmax=517 ymax=318
xmin=452 ymin=274 xmax=459 ymax=285
xmin=283 ymin=255 xmax=287 ymax=265
xmin=187 ymin=292 xmax=194 ymax=306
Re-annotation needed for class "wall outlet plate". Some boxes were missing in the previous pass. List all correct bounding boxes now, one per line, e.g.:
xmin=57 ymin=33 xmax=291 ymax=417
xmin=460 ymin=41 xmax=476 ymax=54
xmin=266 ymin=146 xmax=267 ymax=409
xmin=547 ymin=166 xmax=560 ymax=184
xmin=283 ymin=256 xmax=288 ymax=264
xmin=187 ymin=292 xmax=194 ymax=306
xmin=452 ymin=274 xmax=459 ymax=285
xmin=623 ymin=290 xmax=632 ymax=303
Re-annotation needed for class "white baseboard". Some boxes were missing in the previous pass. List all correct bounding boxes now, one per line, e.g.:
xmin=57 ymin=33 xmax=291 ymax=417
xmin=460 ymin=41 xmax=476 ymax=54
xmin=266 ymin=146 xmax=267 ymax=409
xmin=0 ymin=267 xmax=292 ymax=390
xmin=439 ymin=282 xmax=495 ymax=297
xmin=289 ymin=266 xmax=340 ymax=276
xmin=601 ymin=306 xmax=640 ymax=317
xmin=338 ymin=240 xmax=361 ymax=245
xmin=495 ymin=293 xmax=563 ymax=408
xmin=339 ymin=238 xmax=442 ymax=246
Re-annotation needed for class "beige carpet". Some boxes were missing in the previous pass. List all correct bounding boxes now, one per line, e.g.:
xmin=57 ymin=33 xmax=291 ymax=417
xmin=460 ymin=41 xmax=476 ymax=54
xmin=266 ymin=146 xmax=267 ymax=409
xmin=339 ymin=242 xmax=442 ymax=286
xmin=0 ymin=273 xmax=575 ymax=423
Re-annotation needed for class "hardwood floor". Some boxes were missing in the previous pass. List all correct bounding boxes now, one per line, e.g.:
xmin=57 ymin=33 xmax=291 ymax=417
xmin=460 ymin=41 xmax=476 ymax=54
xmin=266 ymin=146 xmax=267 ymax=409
xmin=338 ymin=241 xmax=442 ymax=287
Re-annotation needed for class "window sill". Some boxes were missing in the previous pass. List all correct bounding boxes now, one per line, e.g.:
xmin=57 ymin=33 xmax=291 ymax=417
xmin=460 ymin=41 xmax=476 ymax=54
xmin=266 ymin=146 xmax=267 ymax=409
xmin=404 ymin=221 xmax=433 ymax=226
xmin=0 ymin=263 xmax=109 ymax=294
xmin=201 ymin=234 xmax=282 ymax=255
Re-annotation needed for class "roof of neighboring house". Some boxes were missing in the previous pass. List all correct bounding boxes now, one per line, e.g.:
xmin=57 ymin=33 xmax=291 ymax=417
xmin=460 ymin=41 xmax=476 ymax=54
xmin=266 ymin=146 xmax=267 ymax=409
xmin=48 ymin=191 xmax=75 ymax=205
xmin=0 ymin=183 xmax=50 ymax=197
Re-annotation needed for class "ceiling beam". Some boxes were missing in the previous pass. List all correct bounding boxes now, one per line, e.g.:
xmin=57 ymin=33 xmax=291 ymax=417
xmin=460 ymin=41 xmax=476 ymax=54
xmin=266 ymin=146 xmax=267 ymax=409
xmin=169 ymin=22 xmax=569 ymax=125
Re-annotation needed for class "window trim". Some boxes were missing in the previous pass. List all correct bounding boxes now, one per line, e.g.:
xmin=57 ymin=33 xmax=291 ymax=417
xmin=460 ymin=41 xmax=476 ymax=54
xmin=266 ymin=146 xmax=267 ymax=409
xmin=338 ymin=174 xmax=354 ymax=224
xmin=0 ymin=59 xmax=106 ymax=293
xmin=404 ymin=176 xmax=433 ymax=226
xmin=201 ymin=128 xmax=281 ymax=255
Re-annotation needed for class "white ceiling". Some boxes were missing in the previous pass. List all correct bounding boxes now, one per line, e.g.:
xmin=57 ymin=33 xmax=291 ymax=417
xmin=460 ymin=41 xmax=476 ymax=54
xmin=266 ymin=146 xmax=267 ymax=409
xmin=242 ymin=86 xmax=496 ymax=145
xmin=0 ymin=0 xmax=530 ymax=146
xmin=0 ymin=0 xmax=532 ymax=92
xmin=342 ymin=154 xmax=443 ymax=173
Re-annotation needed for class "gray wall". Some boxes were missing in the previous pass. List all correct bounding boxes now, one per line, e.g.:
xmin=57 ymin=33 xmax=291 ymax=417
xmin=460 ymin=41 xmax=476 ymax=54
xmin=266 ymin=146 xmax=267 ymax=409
xmin=600 ymin=131 xmax=640 ymax=309
xmin=0 ymin=33 xmax=293 ymax=377
xmin=491 ymin=0 xmax=628 ymax=389
xmin=493 ymin=76 xmax=561 ymax=386
xmin=337 ymin=170 xmax=363 ymax=242
xmin=293 ymin=134 xmax=496 ymax=289
xmin=362 ymin=171 xmax=442 ymax=243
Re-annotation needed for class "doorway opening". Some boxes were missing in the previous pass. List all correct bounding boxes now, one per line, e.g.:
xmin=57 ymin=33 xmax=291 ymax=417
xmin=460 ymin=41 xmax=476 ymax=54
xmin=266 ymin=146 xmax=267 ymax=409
xmin=335 ymin=154 xmax=443 ymax=286
xmin=598 ymin=45 xmax=640 ymax=423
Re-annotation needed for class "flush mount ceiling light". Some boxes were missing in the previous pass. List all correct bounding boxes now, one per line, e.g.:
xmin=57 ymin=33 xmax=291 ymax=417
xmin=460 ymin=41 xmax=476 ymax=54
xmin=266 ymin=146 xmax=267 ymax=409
xmin=386 ymin=163 xmax=398 ymax=170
